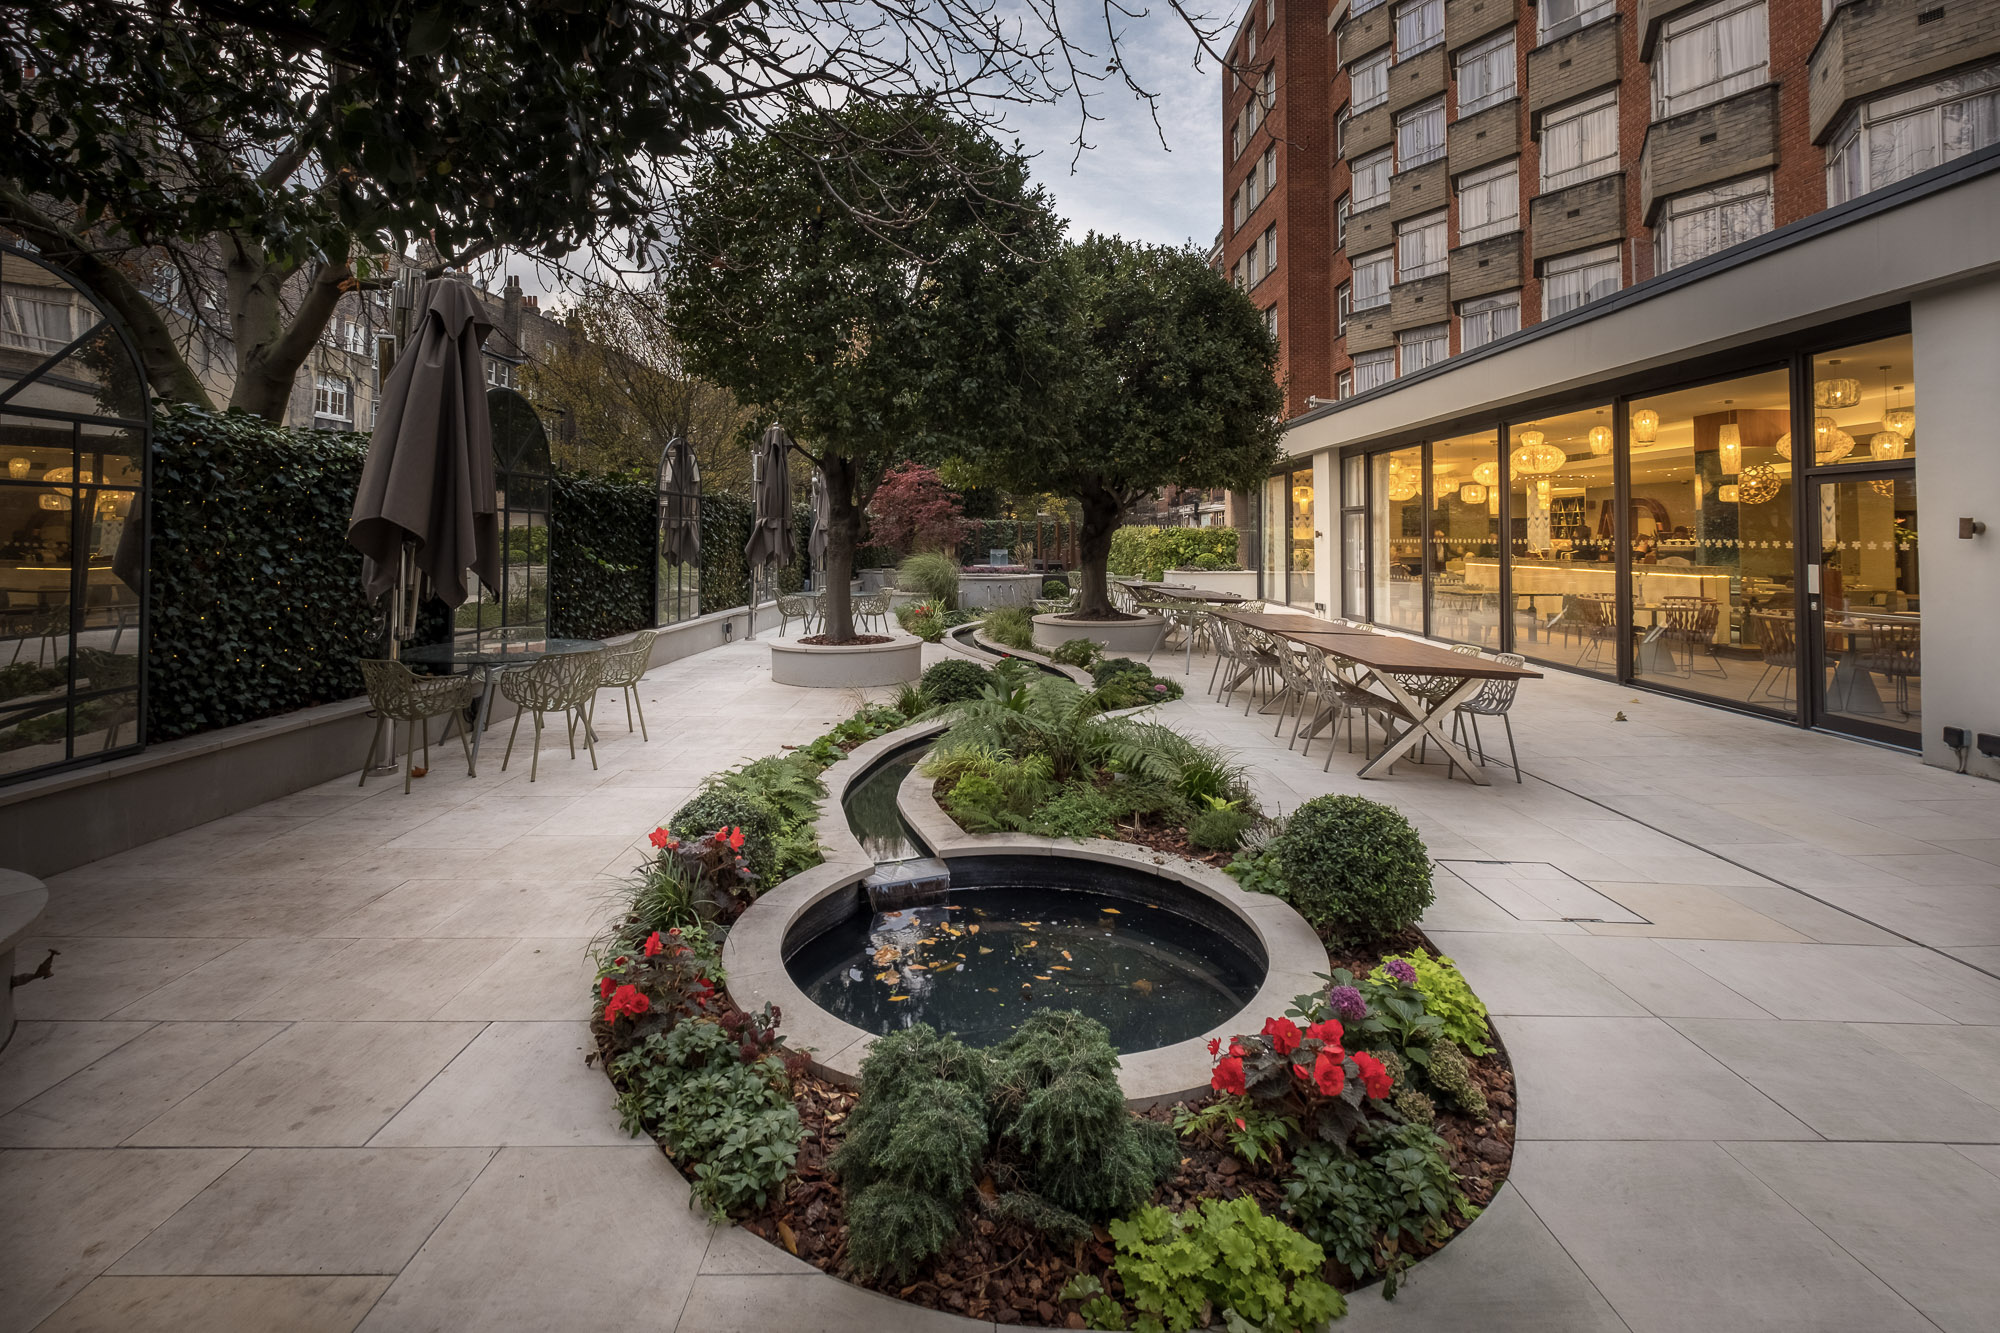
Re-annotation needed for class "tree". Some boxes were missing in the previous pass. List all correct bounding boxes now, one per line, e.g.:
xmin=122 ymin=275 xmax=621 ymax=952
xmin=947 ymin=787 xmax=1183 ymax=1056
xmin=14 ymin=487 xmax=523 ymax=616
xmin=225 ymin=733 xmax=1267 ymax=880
xmin=519 ymin=290 xmax=755 ymax=486
xmin=2 ymin=0 xmax=1255 ymax=421
xmin=866 ymin=463 xmax=972 ymax=556
xmin=656 ymin=100 xmax=1059 ymax=643
xmin=954 ymin=235 xmax=1283 ymax=618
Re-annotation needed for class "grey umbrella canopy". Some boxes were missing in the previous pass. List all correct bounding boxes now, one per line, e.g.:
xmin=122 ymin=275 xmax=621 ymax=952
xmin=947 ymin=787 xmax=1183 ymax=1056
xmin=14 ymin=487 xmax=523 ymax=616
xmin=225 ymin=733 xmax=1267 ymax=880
xmin=808 ymin=466 xmax=830 ymax=577
xmin=348 ymin=278 xmax=502 ymax=609
xmin=745 ymin=424 xmax=796 ymax=573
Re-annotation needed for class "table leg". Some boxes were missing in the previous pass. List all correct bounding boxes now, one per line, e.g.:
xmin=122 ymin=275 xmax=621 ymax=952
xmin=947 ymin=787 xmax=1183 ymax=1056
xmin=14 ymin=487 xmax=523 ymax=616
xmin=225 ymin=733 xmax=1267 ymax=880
xmin=1357 ymin=676 xmax=1488 ymax=785
xmin=468 ymin=670 xmax=498 ymax=777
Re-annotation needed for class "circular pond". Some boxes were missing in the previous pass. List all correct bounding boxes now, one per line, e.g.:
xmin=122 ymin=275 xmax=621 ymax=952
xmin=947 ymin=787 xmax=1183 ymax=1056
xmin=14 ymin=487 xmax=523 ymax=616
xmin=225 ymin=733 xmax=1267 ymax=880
xmin=782 ymin=854 xmax=1266 ymax=1051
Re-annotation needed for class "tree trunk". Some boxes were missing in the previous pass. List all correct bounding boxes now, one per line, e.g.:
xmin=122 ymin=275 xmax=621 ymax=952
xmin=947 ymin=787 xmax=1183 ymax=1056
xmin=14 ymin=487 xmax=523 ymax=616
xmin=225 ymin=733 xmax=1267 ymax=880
xmin=224 ymin=235 xmax=352 ymax=422
xmin=1074 ymin=482 xmax=1127 ymax=619
xmin=820 ymin=453 xmax=864 ymax=642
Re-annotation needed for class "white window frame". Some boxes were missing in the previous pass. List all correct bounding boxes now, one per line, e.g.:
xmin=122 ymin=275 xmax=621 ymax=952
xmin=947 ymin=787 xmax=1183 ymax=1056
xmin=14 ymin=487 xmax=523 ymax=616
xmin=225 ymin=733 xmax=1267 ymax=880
xmin=1455 ymin=29 xmax=1516 ymax=118
xmin=1395 ymin=98 xmax=1446 ymax=170
xmin=1351 ymin=248 xmax=1393 ymax=310
xmin=1540 ymin=88 xmax=1619 ymax=190
xmin=1394 ymin=0 xmax=1444 ymax=60
xmin=1337 ymin=369 xmax=1354 ymax=399
xmin=1263 ymin=223 xmax=1278 ymax=274
xmin=1351 ymin=0 xmax=1389 ymax=14
xmin=0 ymin=293 xmax=76 ymax=353
xmin=1398 ymin=323 xmax=1448 ymax=375
xmin=1653 ymin=0 xmax=1769 ymax=120
xmin=1264 ymin=145 xmax=1278 ymax=194
xmin=1542 ymin=243 xmax=1622 ymax=318
xmin=1824 ymin=59 xmax=2000 ymax=205
xmin=1263 ymin=305 xmax=1279 ymax=340
xmin=1457 ymin=291 xmax=1521 ymax=351
xmin=1337 ymin=281 xmax=1352 ymax=334
xmin=1539 ymin=0 xmax=1616 ymax=44
xmin=1233 ymin=184 xmax=1246 ymax=230
xmin=1653 ymin=173 xmax=1773 ymax=272
xmin=1351 ymin=47 xmax=1391 ymax=112
xmin=1455 ymin=158 xmax=1520 ymax=243
xmin=1265 ymin=0 xmax=1275 ymax=27
xmin=1353 ymin=347 xmax=1396 ymax=392
xmin=314 ymin=373 xmax=353 ymax=422
xmin=1336 ymin=107 xmax=1350 ymax=155
xmin=1336 ymin=193 xmax=1350 ymax=248
xmin=1232 ymin=115 xmax=1246 ymax=159
xmin=1396 ymin=211 xmax=1448 ymax=282
xmin=1352 ymin=148 xmax=1392 ymax=210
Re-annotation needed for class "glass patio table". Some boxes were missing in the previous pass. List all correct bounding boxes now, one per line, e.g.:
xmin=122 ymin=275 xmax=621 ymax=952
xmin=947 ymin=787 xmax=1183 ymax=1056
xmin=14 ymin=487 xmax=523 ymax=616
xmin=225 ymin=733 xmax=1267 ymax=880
xmin=400 ymin=634 xmax=604 ymax=776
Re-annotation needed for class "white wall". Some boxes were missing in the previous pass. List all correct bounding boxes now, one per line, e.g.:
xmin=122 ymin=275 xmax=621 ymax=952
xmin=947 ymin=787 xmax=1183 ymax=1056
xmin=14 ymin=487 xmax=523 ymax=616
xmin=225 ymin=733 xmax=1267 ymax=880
xmin=1912 ymin=277 xmax=2000 ymax=779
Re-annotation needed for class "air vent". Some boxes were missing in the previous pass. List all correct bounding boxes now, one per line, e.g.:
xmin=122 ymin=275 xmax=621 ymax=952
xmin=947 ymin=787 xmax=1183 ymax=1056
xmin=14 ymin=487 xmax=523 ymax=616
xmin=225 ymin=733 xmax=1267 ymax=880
xmin=1918 ymin=7 xmax=1945 ymax=24
xmin=1700 ymin=131 xmax=1719 ymax=144
xmin=1567 ymin=207 xmax=1581 ymax=217
xmin=1478 ymin=258 xmax=1491 ymax=267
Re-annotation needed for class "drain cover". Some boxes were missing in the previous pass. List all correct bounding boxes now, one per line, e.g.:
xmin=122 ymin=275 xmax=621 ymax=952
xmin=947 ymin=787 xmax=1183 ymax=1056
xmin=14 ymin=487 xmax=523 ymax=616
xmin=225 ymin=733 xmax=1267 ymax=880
xmin=1437 ymin=860 xmax=1649 ymax=924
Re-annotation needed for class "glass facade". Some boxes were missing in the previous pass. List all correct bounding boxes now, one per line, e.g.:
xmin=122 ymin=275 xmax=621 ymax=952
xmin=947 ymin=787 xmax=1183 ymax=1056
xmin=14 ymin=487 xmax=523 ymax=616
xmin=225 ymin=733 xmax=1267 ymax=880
xmin=1260 ymin=465 xmax=1317 ymax=607
xmin=467 ymin=387 xmax=552 ymax=644
xmin=1337 ymin=325 xmax=1921 ymax=745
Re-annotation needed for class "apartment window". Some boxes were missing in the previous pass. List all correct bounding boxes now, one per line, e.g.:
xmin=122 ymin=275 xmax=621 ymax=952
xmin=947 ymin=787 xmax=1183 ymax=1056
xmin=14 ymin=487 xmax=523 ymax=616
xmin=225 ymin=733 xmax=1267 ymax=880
xmin=1456 ymin=159 xmax=1520 ymax=242
xmin=1337 ymin=281 xmax=1352 ymax=333
xmin=1540 ymin=89 xmax=1618 ymax=190
xmin=1352 ymin=149 xmax=1392 ymax=210
xmin=314 ymin=374 xmax=352 ymax=422
xmin=1539 ymin=0 xmax=1615 ymax=44
xmin=1337 ymin=370 xmax=1354 ymax=399
xmin=1263 ymin=145 xmax=1278 ymax=194
xmin=1263 ymin=223 xmax=1278 ymax=274
xmin=1353 ymin=347 xmax=1395 ymax=392
xmin=1352 ymin=249 xmax=1393 ymax=309
xmin=1543 ymin=243 xmax=1622 ymax=317
xmin=1336 ymin=107 xmax=1350 ymax=155
xmin=1825 ymin=60 xmax=2000 ymax=204
xmin=1456 ymin=30 xmax=1516 ymax=117
xmin=1336 ymin=194 xmax=1350 ymax=247
xmin=1351 ymin=0 xmax=1389 ymax=15
xmin=1653 ymin=173 xmax=1773 ymax=271
xmin=1395 ymin=98 xmax=1446 ymax=170
xmin=1247 ymin=167 xmax=1262 ymax=211
xmin=1265 ymin=0 xmax=1274 ymax=26
xmin=1398 ymin=323 xmax=1448 ymax=374
xmin=0 ymin=293 xmax=74 ymax=352
xmin=1394 ymin=0 xmax=1444 ymax=59
xmin=1352 ymin=48 xmax=1391 ymax=112
xmin=1263 ymin=305 xmax=1279 ymax=340
xmin=1396 ymin=211 xmax=1447 ymax=281
xmin=1248 ymin=243 xmax=1264 ymax=287
xmin=1655 ymin=0 xmax=1768 ymax=120
xmin=1234 ymin=184 xmax=1246 ymax=230
xmin=1458 ymin=291 xmax=1521 ymax=350
xmin=1232 ymin=116 xmax=1246 ymax=159
xmin=343 ymin=319 xmax=366 ymax=355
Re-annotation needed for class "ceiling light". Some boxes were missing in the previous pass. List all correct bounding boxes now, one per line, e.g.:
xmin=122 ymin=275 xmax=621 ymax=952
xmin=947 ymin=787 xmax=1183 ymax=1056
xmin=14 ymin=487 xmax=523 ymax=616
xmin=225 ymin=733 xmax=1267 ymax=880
xmin=1718 ymin=421 xmax=1741 ymax=476
xmin=1588 ymin=425 xmax=1612 ymax=455
xmin=1631 ymin=409 xmax=1659 ymax=444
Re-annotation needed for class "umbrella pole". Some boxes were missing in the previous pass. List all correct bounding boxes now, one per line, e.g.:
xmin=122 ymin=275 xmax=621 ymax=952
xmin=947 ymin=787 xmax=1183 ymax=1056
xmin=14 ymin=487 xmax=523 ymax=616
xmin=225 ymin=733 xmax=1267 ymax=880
xmin=367 ymin=544 xmax=412 ymax=776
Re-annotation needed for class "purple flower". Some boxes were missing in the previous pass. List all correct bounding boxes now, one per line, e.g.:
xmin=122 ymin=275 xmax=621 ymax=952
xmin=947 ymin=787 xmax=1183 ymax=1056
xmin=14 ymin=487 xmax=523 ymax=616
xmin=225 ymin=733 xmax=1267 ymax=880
xmin=1152 ymin=683 xmax=1167 ymax=693
xmin=1383 ymin=958 xmax=1418 ymax=987
xmin=1329 ymin=984 xmax=1369 ymax=1022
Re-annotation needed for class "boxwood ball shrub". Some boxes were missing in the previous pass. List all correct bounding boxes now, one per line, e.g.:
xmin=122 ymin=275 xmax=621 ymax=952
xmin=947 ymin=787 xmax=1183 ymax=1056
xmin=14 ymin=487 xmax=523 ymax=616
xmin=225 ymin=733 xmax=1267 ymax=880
xmin=668 ymin=788 xmax=781 ymax=882
xmin=1269 ymin=795 xmax=1434 ymax=939
xmin=919 ymin=658 xmax=991 ymax=705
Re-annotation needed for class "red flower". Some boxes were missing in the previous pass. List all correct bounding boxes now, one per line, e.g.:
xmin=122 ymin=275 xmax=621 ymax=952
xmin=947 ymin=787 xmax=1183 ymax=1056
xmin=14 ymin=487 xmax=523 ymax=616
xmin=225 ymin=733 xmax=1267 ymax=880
xmin=614 ymin=957 xmax=629 ymax=967
xmin=644 ymin=931 xmax=664 ymax=958
xmin=1211 ymin=1055 xmax=1247 ymax=1096
xmin=598 ymin=977 xmax=615 ymax=999
xmin=1290 ymin=1062 xmax=1306 ymax=1079
xmin=723 ymin=826 xmax=746 ymax=852
xmin=693 ymin=977 xmax=717 ymax=1007
xmin=1206 ymin=1037 xmax=1221 ymax=1056
xmin=1353 ymin=1051 xmax=1394 ymax=1100
xmin=667 ymin=927 xmax=682 ymax=937
xmin=648 ymin=827 xmax=673 ymax=849
xmin=1304 ymin=1019 xmax=1344 ymax=1047
xmin=603 ymin=984 xmax=651 ymax=1024
xmin=1312 ymin=1049 xmax=1346 ymax=1097
xmin=1233 ymin=1117 xmax=1247 ymax=1131
xmin=1228 ymin=1040 xmax=1247 ymax=1058
xmin=1262 ymin=1016 xmax=1302 ymax=1056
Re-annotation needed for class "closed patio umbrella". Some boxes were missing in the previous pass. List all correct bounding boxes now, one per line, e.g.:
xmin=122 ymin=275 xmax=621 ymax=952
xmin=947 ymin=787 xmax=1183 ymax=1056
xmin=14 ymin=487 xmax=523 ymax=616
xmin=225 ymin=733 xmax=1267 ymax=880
xmin=348 ymin=278 xmax=503 ymax=616
xmin=808 ymin=465 xmax=830 ymax=584
xmin=745 ymin=424 xmax=795 ymax=635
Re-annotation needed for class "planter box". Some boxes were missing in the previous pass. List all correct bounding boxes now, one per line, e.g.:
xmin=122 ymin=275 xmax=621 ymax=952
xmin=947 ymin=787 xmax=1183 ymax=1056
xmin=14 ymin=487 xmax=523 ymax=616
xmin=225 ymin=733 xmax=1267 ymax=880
xmin=1165 ymin=569 xmax=1258 ymax=598
xmin=769 ymin=632 xmax=924 ymax=688
xmin=1032 ymin=613 xmax=1166 ymax=656
xmin=956 ymin=572 xmax=1043 ymax=610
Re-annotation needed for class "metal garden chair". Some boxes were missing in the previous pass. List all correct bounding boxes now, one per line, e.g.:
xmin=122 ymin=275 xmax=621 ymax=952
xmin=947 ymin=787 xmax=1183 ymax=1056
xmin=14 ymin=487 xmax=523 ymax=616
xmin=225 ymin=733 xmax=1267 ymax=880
xmin=591 ymin=630 xmax=659 ymax=741
xmin=357 ymin=657 xmax=480 ymax=793
xmin=500 ymin=649 xmax=605 ymax=781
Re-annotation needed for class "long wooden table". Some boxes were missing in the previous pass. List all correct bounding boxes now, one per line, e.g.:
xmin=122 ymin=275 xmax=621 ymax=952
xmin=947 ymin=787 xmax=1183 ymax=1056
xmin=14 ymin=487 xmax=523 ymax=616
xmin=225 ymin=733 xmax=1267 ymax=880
xmin=1214 ymin=609 xmax=1541 ymax=785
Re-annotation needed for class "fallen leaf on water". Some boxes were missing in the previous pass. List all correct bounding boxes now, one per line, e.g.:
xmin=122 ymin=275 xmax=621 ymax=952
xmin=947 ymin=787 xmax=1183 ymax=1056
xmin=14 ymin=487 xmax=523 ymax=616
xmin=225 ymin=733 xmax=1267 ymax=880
xmin=1061 ymin=950 xmax=1073 ymax=961
xmin=872 ymin=946 xmax=898 ymax=965
xmin=967 ymin=924 xmax=980 ymax=934
xmin=1021 ymin=939 xmax=1037 ymax=948
xmin=1034 ymin=974 xmax=1052 ymax=981
xmin=979 ymin=946 xmax=994 ymax=954
xmin=1051 ymin=965 xmax=1071 ymax=972
xmin=873 ymin=970 xmax=898 ymax=984
xmin=1132 ymin=978 xmax=1154 ymax=994
xmin=1102 ymin=907 xmax=1121 ymax=914
xmin=778 ymin=1221 xmax=799 ymax=1255
xmin=888 ymin=994 xmax=909 ymax=1001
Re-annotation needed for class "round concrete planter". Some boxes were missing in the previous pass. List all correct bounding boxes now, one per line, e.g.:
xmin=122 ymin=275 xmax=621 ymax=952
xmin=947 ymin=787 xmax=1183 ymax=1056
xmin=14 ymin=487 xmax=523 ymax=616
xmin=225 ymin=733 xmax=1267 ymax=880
xmin=957 ymin=572 xmax=1043 ymax=610
xmin=768 ymin=633 xmax=923 ymax=688
xmin=1032 ymin=612 xmax=1166 ymax=657
xmin=0 ymin=868 xmax=50 ymax=1051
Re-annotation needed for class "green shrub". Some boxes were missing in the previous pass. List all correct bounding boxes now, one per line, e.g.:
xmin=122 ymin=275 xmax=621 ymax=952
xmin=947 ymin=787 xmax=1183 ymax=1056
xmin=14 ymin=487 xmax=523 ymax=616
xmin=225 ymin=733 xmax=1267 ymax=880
xmin=982 ymin=606 xmax=1036 ymax=651
xmin=1093 ymin=662 xmax=1185 ymax=708
xmin=898 ymin=552 xmax=960 ymax=609
xmin=1028 ymin=784 xmax=1118 ymax=839
xmin=1048 ymin=637 xmax=1103 ymax=668
xmin=1042 ymin=577 xmax=1071 ymax=597
xmin=1372 ymin=950 xmax=1493 ymax=1056
xmin=1284 ymin=1125 xmax=1473 ymax=1293
xmin=669 ymin=789 xmax=781 ymax=882
xmin=1091 ymin=657 xmax=1150 ymax=687
xmin=989 ymin=1012 xmax=1177 ymax=1220
xmin=1424 ymin=1039 xmax=1488 ymax=1118
xmin=832 ymin=1025 xmax=991 ymax=1279
xmin=1269 ymin=795 xmax=1434 ymax=939
xmin=920 ymin=658 xmax=992 ymax=704
xmin=944 ymin=756 xmax=1055 ymax=834
xmin=610 ymin=1020 xmax=802 ymax=1219
xmin=1187 ymin=804 xmax=1256 ymax=851
xmin=1108 ymin=1196 xmax=1345 ymax=1333
xmin=1105 ymin=526 xmax=1242 ymax=582
xmin=1225 ymin=846 xmax=1287 ymax=898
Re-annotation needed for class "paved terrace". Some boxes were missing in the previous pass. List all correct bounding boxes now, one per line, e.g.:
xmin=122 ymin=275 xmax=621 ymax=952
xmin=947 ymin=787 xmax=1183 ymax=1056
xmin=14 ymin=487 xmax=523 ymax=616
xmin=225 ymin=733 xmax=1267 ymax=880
xmin=2 ymin=636 xmax=1997 ymax=1332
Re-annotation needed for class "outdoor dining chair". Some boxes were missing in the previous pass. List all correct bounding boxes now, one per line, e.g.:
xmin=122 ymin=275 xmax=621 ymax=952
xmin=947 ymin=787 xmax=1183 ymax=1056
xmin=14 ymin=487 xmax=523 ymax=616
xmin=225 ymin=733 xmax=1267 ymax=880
xmin=853 ymin=589 xmax=895 ymax=634
xmin=775 ymin=592 xmax=819 ymax=636
xmin=357 ymin=657 xmax=480 ymax=794
xmin=590 ymin=630 xmax=659 ymax=741
xmin=1448 ymin=647 xmax=1527 ymax=783
xmin=500 ymin=649 xmax=605 ymax=781
xmin=1748 ymin=613 xmax=1799 ymax=706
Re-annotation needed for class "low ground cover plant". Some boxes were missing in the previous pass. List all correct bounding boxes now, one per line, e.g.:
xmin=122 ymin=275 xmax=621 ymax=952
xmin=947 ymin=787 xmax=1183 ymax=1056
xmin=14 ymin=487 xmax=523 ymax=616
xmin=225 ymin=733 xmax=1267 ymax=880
xmin=981 ymin=605 xmax=1038 ymax=651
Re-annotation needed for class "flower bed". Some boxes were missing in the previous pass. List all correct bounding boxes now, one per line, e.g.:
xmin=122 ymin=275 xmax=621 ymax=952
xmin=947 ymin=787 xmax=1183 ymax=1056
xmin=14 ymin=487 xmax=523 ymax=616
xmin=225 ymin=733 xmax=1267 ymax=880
xmin=591 ymin=676 xmax=1512 ymax=1331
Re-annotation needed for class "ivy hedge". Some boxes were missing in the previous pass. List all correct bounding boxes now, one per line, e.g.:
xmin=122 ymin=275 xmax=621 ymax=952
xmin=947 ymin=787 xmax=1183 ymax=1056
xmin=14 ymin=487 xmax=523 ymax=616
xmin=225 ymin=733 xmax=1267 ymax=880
xmin=549 ymin=471 xmax=653 ymax=640
xmin=1106 ymin=526 xmax=1243 ymax=581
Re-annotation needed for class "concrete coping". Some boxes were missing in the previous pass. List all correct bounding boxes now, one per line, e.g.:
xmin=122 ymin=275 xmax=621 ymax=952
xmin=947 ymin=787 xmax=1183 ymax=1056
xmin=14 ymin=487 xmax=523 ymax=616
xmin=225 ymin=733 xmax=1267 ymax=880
xmin=724 ymin=729 xmax=1329 ymax=1108
xmin=0 ymin=868 xmax=49 ymax=957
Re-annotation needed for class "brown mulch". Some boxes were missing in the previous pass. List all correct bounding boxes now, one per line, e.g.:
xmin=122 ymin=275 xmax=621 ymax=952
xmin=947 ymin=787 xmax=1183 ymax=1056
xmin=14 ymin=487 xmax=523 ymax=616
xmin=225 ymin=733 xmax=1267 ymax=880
xmin=798 ymin=634 xmax=894 ymax=646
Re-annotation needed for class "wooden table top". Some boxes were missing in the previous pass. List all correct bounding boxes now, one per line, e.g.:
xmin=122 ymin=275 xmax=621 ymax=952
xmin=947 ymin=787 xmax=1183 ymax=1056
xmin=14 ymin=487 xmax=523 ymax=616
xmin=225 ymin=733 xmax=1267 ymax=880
xmin=1215 ymin=609 xmax=1541 ymax=680
xmin=1125 ymin=582 xmax=1249 ymax=603
xmin=1217 ymin=610 xmax=1369 ymax=635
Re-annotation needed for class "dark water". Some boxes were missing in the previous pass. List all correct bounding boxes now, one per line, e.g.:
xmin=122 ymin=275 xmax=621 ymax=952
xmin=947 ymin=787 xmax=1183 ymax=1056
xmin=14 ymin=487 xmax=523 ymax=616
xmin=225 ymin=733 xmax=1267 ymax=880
xmin=843 ymin=741 xmax=930 ymax=863
xmin=787 ymin=885 xmax=1264 ymax=1051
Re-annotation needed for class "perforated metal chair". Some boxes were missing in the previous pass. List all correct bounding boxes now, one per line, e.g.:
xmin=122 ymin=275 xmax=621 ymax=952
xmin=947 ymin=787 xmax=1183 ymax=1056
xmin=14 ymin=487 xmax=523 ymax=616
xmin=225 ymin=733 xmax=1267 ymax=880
xmin=357 ymin=658 xmax=480 ymax=793
xmin=1448 ymin=647 xmax=1526 ymax=782
xmin=591 ymin=630 xmax=659 ymax=741
xmin=775 ymin=592 xmax=819 ymax=636
xmin=500 ymin=649 xmax=605 ymax=781
xmin=853 ymin=590 xmax=895 ymax=634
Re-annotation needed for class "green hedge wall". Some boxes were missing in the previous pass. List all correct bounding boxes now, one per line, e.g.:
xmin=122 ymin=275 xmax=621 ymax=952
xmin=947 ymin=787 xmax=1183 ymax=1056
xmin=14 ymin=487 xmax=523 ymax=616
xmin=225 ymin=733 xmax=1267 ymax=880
xmin=149 ymin=406 xmax=377 ymax=742
xmin=548 ymin=471 xmax=653 ymax=640
xmin=1105 ymin=526 xmax=1242 ymax=581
